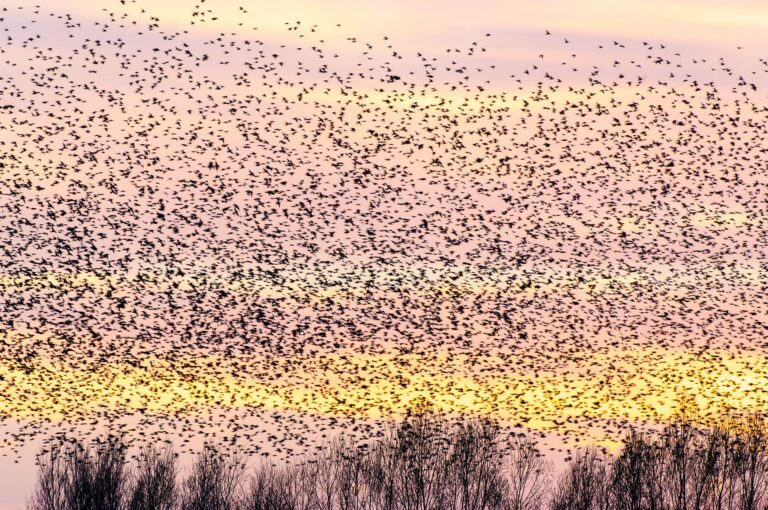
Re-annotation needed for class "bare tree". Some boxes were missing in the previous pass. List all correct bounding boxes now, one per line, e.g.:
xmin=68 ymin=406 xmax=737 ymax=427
xmin=327 ymin=437 xmax=371 ymax=510
xmin=661 ymin=406 xmax=700 ymax=510
xmin=127 ymin=444 xmax=177 ymax=510
xmin=447 ymin=418 xmax=509 ymax=510
xmin=55 ymin=435 xmax=128 ymax=510
xmin=400 ymin=411 xmax=458 ymax=510
xmin=507 ymin=435 xmax=551 ymax=510
xmin=373 ymin=410 xmax=454 ymax=510
xmin=292 ymin=459 xmax=326 ymax=510
xmin=179 ymin=443 xmax=245 ymax=510
xmin=241 ymin=462 xmax=301 ymax=510
xmin=550 ymin=448 xmax=609 ymax=510
xmin=27 ymin=446 xmax=68 ymax=510
xmin=732 ymin=414 xmax=768 ymax=510
xmin=703 ymin=417 xmax=739 ymax=510
xmin=610 ymin=430 xmax=665 ymax=510
xmin=307 ymin=444 xmax=341 ymax=510
xmin=362 ymin=432 xmax=399 ymax=510
xmin=28 ymin=407 xmax=768 ymax=510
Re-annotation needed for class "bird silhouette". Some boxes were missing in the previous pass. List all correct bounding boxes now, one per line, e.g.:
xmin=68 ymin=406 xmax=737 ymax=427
xmin=0 ymin=0 xmax=765 ymax=471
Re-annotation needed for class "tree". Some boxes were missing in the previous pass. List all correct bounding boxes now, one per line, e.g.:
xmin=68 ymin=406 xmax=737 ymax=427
xmin=27 ymin=435 xmax=128 ymax=510
xmin=127 ymin=444 xmax=177 ymax=510
xmin=179 ymin=444 xmax=245 ymax=510
xmin=507 ymin=435 xmax=551 ymax=510
xmin=550 ymin=448 xmax=609 ymax=510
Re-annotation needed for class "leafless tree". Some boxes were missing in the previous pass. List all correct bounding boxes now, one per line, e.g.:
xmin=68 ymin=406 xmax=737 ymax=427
xmin=27 ymin=408 xmax=768 ymax=510
xmin=660 ymin=404 xmax=702 ymax=510
xmin=179 ymin=443 xmax=245 ymax=510
xmin=326 ymin=437 xmax=371 ymax=510
xmin=507 ymin=435 xmax=552 ymax=510
xmin=447 ymin=418 xmax=509 ymax=510
xmin=43 ymin=435 xmax=128 ymax=510
xmin=375 ymin=410 xmax=453 ymax=510
xmin=550 ymin=448 xmax=609 ymax=510
xmin=127 ymin=444 xmax=177 ymax=510
xmin=731 ymin=414 xmax=768 ymax=510
xmin=609 ymin=430 xmax=664 ymax=510
xmin=27 ymin=445 xmax=68 ymax=510
xmin=292 ymin=459 xmax=326 ymax=510
xmin=241 ymin=462 xmax=301 ymax=510
xmin=361 ymin=431 xmax=399 ymax=510
xmin=306 ymin=444 xmax=342 ymax=510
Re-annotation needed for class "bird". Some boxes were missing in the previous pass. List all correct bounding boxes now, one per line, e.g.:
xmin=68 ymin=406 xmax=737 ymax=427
xmin=0 ymin=0 xmax=765 ymax=477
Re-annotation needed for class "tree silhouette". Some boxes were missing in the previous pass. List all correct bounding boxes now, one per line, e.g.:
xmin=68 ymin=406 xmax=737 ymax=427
xmin=26 ymin=408 xmax=768 ymax=510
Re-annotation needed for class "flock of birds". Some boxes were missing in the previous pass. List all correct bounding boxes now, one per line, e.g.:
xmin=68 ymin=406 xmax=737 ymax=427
xmin=1 ymin=0 xmax=768 ymax=464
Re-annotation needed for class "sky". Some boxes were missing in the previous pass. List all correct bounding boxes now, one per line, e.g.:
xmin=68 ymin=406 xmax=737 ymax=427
xmin=1 ymin=0 xmax=768 ymax=508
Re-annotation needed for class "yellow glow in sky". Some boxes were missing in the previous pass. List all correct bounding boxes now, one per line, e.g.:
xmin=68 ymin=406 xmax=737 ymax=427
xmin=2 ymin=347 xmax=767 ymax=436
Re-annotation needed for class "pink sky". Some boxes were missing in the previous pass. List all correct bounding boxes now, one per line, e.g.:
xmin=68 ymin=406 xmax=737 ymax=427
xmin=1 ymin=0 xmax=768 ymax=507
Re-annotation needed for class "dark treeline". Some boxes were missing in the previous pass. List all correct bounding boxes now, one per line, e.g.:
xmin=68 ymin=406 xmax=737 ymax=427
xmin=26 ymin=409 xmax=768 ymax=510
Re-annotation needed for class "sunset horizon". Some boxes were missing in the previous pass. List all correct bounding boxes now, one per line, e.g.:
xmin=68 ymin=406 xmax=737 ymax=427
xmin=2 ymin=1 xmax=768 ymax=508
